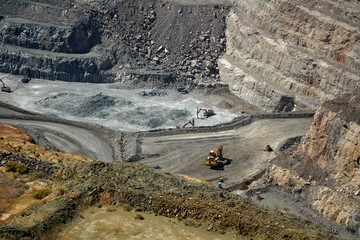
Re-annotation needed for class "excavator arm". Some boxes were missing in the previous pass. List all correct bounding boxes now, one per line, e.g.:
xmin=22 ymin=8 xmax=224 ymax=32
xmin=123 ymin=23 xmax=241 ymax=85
xmin=199 ymin=108 xmax=215 ymax=117
xmin=0 ymin=79 xmax=12 ymax=93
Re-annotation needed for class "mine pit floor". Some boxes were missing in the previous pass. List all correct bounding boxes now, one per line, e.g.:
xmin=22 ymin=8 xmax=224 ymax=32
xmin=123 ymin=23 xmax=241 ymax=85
xmin=140 ymin=118 xmax=313 ymax=188
xmin=0 ymin=73 xmax=258 ymax=132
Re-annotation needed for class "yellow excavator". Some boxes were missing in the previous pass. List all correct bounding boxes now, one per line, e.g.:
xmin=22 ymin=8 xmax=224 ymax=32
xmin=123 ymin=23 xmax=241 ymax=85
xmin=204 ymin=145 xmax=225 ymax=169
xmin=0 ymin=79 xmax=11 ymax=92
xmin=197 ymin=107 xmax=215 ymax=118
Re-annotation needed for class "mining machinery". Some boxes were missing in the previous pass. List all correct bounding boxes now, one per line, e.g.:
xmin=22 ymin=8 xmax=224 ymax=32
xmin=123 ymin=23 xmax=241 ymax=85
xmin=0 ymin=79 xmax=11 ymax=92
xmin=204 ymin=145 xmax=225 ymax=169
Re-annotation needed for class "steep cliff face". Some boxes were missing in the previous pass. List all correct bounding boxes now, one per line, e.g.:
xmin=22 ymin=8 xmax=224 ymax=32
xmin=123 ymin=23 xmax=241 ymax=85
xmin=219 ymin=0 xmax=360 ymax=111
xmin=0 ymin=19 xmax=100 ymax=54
xmin=268 ymin=93 xmax=360 ymax=235
xmin=0 ymin=0 xmax=119 ymax=82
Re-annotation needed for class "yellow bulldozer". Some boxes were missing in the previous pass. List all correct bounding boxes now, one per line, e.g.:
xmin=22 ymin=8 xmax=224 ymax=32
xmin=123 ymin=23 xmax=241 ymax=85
xmin=204 ymin=145 xmax=225 ymax=169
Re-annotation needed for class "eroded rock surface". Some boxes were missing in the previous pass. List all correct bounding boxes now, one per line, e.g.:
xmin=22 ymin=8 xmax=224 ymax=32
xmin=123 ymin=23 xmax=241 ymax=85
xmin=219 ymin=0 xmax=360 ymax=111
xmin=0 ymin=0 xmax=358 ymax=110
xmin=0 ymin=0 xmax=231 ymax=84
xmin=268 ymin=93 xmax=360 ymax=236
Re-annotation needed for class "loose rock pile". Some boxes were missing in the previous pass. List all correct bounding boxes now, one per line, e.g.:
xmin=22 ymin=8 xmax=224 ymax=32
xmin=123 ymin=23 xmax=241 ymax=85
xmin=0 ymin=0 xmax=231 ymax=84
xmin=0 ymin=151 xmax=56 ymax=178
xmin=1 ymin=161 xmax=337 ymax=239
xmin=113 ymin=1 xmax=229 ymax=82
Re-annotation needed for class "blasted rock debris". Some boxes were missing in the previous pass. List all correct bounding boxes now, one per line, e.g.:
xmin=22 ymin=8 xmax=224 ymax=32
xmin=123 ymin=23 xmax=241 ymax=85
xmin=1 ymin=0 xmax=358 ymax=111
xmin=0 ymin=0 xmax=230 ymax=84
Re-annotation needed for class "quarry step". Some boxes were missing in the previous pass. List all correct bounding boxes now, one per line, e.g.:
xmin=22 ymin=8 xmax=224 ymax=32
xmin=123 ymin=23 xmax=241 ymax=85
xmin=0 ymin=44 xmax=114 ymax=82
xmin=291 ymin=0 xmax=360 ymax=28
xmin=0 ymin=0 xmax=71 ymax=26
xmin=233 ymin=0 xmax=360 ymax=72
xmin=0 ymin=18 xmax=101 ymax=54
xmin=221 ymin=1 xmax=360 ymax=111
xmin=219 ymin=54 xmax=320 ymax=111
xmin=0 ymin=44 xmax=101 ymax=58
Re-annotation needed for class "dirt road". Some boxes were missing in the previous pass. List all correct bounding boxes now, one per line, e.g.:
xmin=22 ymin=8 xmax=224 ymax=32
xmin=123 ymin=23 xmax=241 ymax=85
xmin=0 ymin=118 xmax=113 ymax=162
xmin=0 ymin=107 xmax=23 ymax=115
xmin=140 ymin=118 xmax=313 ymax=188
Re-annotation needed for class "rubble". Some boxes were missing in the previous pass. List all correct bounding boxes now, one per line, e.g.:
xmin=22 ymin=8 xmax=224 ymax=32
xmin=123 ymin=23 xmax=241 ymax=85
xmin=0 ymin=159 xmax=340 ymax=239
xmin=0 ymin=151 xmax=56 ymax=178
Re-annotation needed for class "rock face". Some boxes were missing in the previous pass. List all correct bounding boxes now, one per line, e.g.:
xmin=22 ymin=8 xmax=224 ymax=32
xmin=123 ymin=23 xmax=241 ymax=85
xmin=268 ymin=93 xmax=360 ymax=236
xmin=219 ymin=0 xmax=360 ymax=111
xmin=0 ymin=44 xmax=117 ymax=82
xmin=112 ymin=0 xmax=230 ymax=82
xmin=0 ymin=9 xmax=118 ymax=82
xmin=0 ymin=18 xmax=100 ymax=53
xmin=0 ymin=0 xmax=231 ymax=84
xmin=0 ymin=0 xmax=358 ymax=102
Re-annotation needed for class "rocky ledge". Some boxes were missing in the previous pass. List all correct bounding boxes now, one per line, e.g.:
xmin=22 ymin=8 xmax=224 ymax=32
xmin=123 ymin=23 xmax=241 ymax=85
xmin=267 ymin=93 xmax=360 ymax=236
xmin=0 ymin=0 xmax=231 ymax=84
xmin=219 ymin=0 xmax=360 ymax=111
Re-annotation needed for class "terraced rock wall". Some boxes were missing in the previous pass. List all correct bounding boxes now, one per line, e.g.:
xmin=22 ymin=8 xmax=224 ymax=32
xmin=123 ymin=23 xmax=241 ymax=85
xmin=219 ymin=0 xmax=360 ymax=111
xmin=0 ymin=45 xmax=114 ymax=82
xmin=0 ymin=0 xmax=231 ymax=84
xmin=0 ymin=0 xmax=359 ymax=105
xmin=268 ymin=93 xmax=360 ymax=236
xmin=0 ymin=0 xmax=143 ymax=82
xmin=0 ymin=19 xmax=100 ymax=53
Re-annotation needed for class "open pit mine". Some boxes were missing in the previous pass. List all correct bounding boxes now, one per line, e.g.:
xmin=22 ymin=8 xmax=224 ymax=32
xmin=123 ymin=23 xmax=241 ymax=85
xmin=0 ymin=0 xmax=359 ymax=239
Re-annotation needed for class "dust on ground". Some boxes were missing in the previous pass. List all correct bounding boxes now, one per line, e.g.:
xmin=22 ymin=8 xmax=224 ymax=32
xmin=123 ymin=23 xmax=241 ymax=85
xmin=242 ymin=182 xmax=356 ymax=239
xmin=139 ymin=118 xmax=313 ymax=188
xmin=57 ymin=206 xmax=236 ymax=240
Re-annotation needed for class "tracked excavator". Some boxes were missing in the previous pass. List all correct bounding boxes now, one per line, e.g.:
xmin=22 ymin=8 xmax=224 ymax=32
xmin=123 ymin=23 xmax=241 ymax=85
xmin=197 ymin=107 xmax=215 ymax=118
xmin=0 ymin=79 xmax=11 ymax=92
xmin=21 ymin=76 xmax=31 ymax=83
xmin=204 ymin=145 xmax=225 ymax=169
